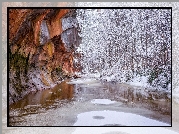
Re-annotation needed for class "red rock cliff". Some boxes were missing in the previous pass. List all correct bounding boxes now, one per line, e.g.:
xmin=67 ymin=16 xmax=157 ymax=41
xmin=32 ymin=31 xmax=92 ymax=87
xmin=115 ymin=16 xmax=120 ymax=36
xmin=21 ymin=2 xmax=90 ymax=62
xmin=9 ymin=9 xmax=80 ymax=104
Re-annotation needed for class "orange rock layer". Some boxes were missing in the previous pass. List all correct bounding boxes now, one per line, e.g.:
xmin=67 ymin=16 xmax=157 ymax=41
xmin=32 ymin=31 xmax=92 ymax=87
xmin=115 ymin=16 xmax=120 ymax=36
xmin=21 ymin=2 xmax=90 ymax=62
xmin=9 ymin=9 xmax=78 ymax=104
xmin=9 ymin=9 xmax=74 ymax=75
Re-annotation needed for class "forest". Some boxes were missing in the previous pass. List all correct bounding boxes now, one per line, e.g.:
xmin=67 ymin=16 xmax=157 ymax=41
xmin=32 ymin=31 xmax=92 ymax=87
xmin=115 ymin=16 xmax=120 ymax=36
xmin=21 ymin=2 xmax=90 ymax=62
xmin=75 ymin=9 xmax=171 ymax=91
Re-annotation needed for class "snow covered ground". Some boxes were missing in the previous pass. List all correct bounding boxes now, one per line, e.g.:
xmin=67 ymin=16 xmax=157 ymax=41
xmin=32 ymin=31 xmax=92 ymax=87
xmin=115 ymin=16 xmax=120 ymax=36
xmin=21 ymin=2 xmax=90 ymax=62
xmin=67 ymin=78 xmax=98 ymax=85
xmin=91 ymin=99 xmax=116 ymax=105
xmin=74 ymin=110 xmax=170 ymax=126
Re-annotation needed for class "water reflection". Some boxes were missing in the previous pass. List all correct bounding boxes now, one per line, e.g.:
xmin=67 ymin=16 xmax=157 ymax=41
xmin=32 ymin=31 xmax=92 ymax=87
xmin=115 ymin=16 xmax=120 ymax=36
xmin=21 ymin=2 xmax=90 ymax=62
xmin=102 ymin=82 xmax=171 ymax=116
xmin=9 ymin=78 xmax=171 ymax=126
xmin=10 ymin=80 xmax=74 ymax=110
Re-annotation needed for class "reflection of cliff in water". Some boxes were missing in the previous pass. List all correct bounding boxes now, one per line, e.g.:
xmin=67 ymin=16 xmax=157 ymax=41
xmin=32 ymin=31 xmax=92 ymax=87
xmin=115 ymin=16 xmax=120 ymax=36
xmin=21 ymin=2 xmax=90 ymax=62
xmin=10 ymin=80 xmax=74 ymax=110
xmin=9 ymin=79 xmax=171 ymax=126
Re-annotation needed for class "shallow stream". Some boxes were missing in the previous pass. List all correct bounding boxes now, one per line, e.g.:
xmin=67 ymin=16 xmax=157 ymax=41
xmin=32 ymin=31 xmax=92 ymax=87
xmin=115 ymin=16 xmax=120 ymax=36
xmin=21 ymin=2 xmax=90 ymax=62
xmin=9 ymin=78 xmax=171 ymax=126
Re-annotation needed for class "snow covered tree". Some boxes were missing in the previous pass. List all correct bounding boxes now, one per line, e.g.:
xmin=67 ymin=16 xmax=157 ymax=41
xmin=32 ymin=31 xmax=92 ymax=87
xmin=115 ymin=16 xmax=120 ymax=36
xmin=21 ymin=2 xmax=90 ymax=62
xmin=76 ymin=9 xmax=171 ymax=90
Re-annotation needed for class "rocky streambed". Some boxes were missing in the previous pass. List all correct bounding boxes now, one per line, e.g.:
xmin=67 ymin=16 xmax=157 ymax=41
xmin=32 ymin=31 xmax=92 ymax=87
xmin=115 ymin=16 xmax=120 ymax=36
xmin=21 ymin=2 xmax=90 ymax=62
xmin=9 ymin=77 xmax=171 ymax=126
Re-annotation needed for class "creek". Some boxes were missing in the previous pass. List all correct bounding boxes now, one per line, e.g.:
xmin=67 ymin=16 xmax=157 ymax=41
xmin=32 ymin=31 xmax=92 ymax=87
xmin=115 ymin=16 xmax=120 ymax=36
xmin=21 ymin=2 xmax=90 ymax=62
xmin=9 ymin=77 xmax=171 ymax=126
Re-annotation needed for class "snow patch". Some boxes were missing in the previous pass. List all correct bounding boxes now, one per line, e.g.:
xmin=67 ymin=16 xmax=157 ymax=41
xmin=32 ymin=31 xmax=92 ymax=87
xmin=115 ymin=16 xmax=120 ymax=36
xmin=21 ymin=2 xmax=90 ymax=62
xmin=91 ymin=99 xmax=116 ymax=105
xmin=128 ymin=76 xmax=149 ymax=88
xmin=79 ymin=71 xmax=101 ymax=79
xmin=101 ymin=74 xmax=117 ymax=82
xmin=67 ymin=78 xmax=98 ymax=85
xmin=73 ymin=110 xmax=170 ymax=126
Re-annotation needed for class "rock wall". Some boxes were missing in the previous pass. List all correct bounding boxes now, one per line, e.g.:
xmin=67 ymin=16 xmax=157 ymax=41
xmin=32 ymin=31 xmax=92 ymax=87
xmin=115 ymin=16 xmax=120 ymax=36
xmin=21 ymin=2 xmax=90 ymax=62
xmin=9 ymin=9 xmax=80 ymax=104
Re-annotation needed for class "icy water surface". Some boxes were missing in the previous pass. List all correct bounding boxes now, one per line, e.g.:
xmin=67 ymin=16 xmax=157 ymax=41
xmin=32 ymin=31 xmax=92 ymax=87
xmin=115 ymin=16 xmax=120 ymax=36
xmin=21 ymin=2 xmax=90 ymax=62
xmin=9 ymin=78 xmax=171 ymax=126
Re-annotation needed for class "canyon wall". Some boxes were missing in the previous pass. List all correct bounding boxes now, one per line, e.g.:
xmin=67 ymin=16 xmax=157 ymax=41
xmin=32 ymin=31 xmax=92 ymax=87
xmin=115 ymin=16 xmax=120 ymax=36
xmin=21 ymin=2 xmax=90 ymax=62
xmin=9 ymin=9 xmax=80 ymax=104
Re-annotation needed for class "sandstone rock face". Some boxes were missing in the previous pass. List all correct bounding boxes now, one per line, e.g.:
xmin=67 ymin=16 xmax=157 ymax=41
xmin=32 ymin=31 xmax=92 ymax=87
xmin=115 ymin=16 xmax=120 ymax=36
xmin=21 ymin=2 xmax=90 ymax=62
xmin=9 ymin=9 xmax=80 ymax=104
